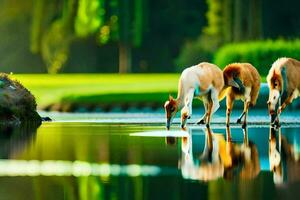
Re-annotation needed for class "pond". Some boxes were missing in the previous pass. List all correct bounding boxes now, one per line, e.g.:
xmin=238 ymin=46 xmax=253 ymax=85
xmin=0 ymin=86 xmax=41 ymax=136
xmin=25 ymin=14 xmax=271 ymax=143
xmin=0 ymin=122 xmax=299 ymax=200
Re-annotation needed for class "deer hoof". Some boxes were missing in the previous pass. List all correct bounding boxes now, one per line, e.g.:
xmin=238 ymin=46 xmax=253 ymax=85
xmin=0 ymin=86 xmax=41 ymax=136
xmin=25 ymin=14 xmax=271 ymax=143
xmin=197 ymin=119 xmax=205 ymax=125
xmin=242 ymin=123 xmax=247 ymax=129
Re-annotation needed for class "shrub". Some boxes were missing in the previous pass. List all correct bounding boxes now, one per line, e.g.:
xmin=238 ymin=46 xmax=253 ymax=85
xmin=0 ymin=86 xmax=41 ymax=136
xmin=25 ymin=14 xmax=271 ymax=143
xmin=213 ymin=39 xmax=300 ymax=76
xmin=175 ymin=35 xmax=222 ymax=72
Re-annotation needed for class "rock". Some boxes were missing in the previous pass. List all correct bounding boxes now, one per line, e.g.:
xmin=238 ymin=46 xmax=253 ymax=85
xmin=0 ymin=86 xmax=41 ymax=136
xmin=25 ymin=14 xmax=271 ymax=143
xmin=41 ymin=116 xmax=52 ymax=121
xmin=0 ymin=73 xmax=41 ymax=124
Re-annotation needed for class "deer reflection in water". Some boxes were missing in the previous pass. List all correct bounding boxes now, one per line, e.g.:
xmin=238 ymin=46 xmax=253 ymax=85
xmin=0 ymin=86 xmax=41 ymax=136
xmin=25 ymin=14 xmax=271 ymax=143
xmin=269 ymin=126 xmax=300 ymax=185
xmin=179 ymin=126 xmax=260 ymax=181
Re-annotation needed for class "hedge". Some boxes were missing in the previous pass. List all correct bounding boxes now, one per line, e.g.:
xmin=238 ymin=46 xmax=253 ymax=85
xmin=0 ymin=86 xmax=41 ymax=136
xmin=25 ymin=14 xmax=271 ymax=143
xmin=213 ymin=40 xmax=300 ymax=76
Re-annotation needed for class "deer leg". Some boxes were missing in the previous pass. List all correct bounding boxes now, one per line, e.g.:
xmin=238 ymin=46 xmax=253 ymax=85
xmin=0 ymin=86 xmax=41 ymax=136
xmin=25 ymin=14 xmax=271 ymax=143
xmin=278 ymin=93 xmax=295 ymax=115
xmin=197 ymin=113 xmax=207 ymax=125
xmin=181 ymin=88 xmax=194 ymax=129
xmin=226 ymin=126 xmax=232 ymax=142
xmin=243 ymin=126 xmax=249 ymax=146
xmin=237 ymin=88 xmax=251 ymax=126
xmin=238 ymin=101 xmax=250 ymax=128
xmin=236 ymin=112 xmax=245 ymax=124
xmin=226 ymin=95 xmax=234 ymax=127
xmin=273 ymin=93 xmax=295 ymax=128
xmin=204 ymin=88 xmax=219 ymax=127
xmin=243 ymin=101 xmax=250 ymax=128
xmin=206 ymin=98 xmax=213 ymax=128
xmin=206 ymin=126 xmax=213 ymax=157
xmin=197 ymin=97 xmax=208 ymax=125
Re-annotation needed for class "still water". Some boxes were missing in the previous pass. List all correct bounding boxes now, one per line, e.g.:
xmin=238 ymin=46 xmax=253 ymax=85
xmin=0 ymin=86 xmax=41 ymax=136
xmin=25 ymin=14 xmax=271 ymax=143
xmin=0 ymin=122 xmax=299 ymax=200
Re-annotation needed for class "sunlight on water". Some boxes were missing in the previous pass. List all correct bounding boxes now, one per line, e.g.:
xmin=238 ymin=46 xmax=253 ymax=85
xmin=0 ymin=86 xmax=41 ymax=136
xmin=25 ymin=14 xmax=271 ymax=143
xmin=130 ymin=130 xmax=189 ymax=137
xmin=0 ymin=160 xmax=161 ymax=177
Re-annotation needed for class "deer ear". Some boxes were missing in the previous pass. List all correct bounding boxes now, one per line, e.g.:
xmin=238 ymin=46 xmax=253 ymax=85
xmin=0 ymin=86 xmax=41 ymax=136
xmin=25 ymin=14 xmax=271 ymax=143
xmin=169 ymin=95 xmax=174 ymax=101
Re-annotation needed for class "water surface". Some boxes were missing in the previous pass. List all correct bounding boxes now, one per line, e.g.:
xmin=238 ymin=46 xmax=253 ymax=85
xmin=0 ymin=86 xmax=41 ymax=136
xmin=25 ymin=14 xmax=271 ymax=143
xmin=0 ymin=122 xmax=299 ymax=200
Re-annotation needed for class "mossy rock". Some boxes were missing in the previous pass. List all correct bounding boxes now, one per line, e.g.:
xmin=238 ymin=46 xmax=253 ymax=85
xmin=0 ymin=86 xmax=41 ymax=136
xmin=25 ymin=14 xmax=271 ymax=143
xmin=0 ymin=73 xmax=41 ymax=124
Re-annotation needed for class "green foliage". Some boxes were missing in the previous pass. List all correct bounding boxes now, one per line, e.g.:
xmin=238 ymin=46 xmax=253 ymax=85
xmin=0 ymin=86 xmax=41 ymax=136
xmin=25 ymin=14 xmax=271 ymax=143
xmin=214 ymin=39 xmax=300 ymax=76
xmin=203 ymin=0 xmax=222 ymax=37
xmin=31 ymin=0 xmax=79 ymax=73
xmin=74 ymin=0 xmax=145 ymax=47
xmin=175 ymin=35 xmax=222 ymax=71
xmin=30 ymin=0 xmax=45 ymax=54
xmin=41 ymin=20 xmax=73 ymax=74
xmin=176 ymin=0 xmax=223 ymax=72
xmin=30 ymin=0 xmax=146 ymax=73
xmin=75 ymin=0 xmax=105 ymax=37
xmin=133 ymin=0 xmax=143 ymax=46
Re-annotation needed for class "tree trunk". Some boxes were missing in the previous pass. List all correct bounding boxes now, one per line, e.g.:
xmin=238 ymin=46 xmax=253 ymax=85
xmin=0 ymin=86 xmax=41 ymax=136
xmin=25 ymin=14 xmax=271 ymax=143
xmin=118 ymin=0 xmax=131 ymax=73
xmin=119 ymin=42 xmax=132 ymax=73
xmin=233 ymin=0 xmax=243 ymax=41
xmin=249 ymin=0 xmax=262 ymax=40
xmin=222 ymin=0 xmax=234 ymax=42
xmin=30 ymin=0 xmax=45 ymax=53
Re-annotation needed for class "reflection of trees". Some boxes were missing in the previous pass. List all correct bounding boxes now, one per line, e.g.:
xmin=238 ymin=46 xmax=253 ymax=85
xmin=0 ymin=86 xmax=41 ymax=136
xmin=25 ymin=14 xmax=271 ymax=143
xmin=269 ymin=126 xmax=300 ymax=185
xmin=4 ymin=125 xmax=180 ymax=199
xmin=0 ymin=122 xmax=40 ymax=159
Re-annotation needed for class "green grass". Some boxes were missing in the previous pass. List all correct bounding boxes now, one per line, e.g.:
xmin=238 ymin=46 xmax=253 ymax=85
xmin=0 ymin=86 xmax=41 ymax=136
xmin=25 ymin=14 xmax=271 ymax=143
xmin=12 ymin=74 xmax=180 ymax=107
xmin=11 ymin=73 xmax=266 ymax=109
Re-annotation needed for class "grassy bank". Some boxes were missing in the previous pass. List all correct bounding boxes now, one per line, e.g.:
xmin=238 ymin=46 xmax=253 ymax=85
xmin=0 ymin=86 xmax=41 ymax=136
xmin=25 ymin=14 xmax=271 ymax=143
xmin=12 ymin=74 xmax=180 ymax=111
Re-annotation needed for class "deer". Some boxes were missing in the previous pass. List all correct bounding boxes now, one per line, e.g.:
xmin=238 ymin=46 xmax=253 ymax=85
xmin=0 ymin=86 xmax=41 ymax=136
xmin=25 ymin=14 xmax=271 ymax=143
xmin=267 ymin=57 xmax=300 ymax=127
xmin=164 ymin=62 xmax=225 ymax=130
xmin=223 ymin=63 xmax=261 ymax=128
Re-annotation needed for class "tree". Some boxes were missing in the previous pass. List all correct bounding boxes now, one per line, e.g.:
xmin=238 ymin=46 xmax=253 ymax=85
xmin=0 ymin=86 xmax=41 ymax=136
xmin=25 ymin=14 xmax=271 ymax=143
xmin=232 ymin=0 xmax=262 ymax=41
xmin=100 ymin=0 xmax=145 ymax=73
xmin=30 ymin=0 xmax=145 ymax=73
xmin=31 ymin=0 xmax=79 ymax=73
xmin=204 ymin=0 xmax=262 ymax=43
